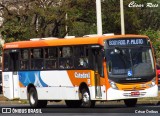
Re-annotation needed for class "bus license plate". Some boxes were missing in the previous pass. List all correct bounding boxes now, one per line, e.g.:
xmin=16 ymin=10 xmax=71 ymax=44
xmin=131 ymin=91 xmax=140 ymax=96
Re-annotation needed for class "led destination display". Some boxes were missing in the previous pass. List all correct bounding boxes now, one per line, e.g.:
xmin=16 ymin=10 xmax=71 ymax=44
xmin=107 ymin=38 xmax=149 ymax=46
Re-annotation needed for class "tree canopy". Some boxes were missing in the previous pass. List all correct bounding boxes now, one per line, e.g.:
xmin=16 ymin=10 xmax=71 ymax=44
xmin=0 ymin=0 xmax=159 ymax=42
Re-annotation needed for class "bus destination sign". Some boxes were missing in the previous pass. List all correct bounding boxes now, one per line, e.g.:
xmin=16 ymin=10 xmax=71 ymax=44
xmin=107 ymin=38 xmax=149 ymax=46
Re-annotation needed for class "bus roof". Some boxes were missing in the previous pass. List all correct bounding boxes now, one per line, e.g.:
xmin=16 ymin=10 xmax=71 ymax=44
xmin=3 ymin=35 xmax=148 ymax=49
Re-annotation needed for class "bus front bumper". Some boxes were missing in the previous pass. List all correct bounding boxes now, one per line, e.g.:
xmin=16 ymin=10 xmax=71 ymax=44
xmin=107 ymin=85 xmax=158 ymax=100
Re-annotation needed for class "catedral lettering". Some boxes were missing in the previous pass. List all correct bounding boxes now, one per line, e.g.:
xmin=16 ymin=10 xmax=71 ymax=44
xmin=2 ymin=35 xmax=158 ymax=108
xmin=74 ymin=72 xmax=90 ymax=78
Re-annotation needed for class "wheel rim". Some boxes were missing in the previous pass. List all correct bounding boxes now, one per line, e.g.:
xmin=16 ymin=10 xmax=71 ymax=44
xmin=30 ymin=92 xmax=36 ymax=105
xmin=82 ymin=91 xmax=90 ymax=104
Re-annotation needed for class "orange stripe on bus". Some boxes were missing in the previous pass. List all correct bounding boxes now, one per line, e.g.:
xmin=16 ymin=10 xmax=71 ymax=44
xmin=19 ymin=82 xmax=25 ymax=88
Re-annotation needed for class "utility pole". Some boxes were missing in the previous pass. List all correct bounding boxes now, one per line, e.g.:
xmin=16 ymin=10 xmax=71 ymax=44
xmin=96 ymin=0 xmax=102 ymax=35
xmin=65 ymin=13 xmax=68 ymax=36
xmin=120 ymin=0 xmax=125 ymax=35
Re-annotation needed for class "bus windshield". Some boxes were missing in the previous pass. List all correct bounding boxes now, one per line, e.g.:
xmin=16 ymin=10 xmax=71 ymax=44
xmin=106 ymin=47 xmax=155 ymax=82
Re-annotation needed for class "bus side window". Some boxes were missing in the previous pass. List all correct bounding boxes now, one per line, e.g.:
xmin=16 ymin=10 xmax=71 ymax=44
xmin=20 ymin=49 xmax=29 ymax=70
xmin=97 ymin=50 xmax=104 ymax=77
xmin=9 ymin=51 xmax=19 ymax=71
xmin=59 ymin=47 xmax=73 ymax=69
xmin=74 ymin=46 xmax=89 ymax=69
xmin=62 ymin=47 xmax=72 ymax=58
xmin=45 ymin=48 xmax=58 ymax=69
xmin=78 ymin=57 xmax=88 ymax=68
xmin=3 ymin=50 xmax=10 ymax=71
xmin=31 ymin=48 xmax=44 ymax=70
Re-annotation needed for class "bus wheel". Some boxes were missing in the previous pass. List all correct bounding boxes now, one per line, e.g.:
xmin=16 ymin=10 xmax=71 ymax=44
xmin=28 ymin=87 xmax=47 ymax=108
xmin=81 ymin=88 xmax=95 ymax=108
xmin=124 ymin=99 xmax=137 ymax=107
xmin=65 ymin=100 xmax=82 ymax=108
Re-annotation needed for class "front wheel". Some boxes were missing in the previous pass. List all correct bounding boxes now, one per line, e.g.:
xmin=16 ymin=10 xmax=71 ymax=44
xmin=28 ymin=87 xmax=47 ymax=108
xmin=81 ymin=88 xmax=95 ymax=108
xmin=124 ymin=99 xmax=137 ymax=107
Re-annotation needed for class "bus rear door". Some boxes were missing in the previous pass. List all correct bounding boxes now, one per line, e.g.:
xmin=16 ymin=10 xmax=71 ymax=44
xmin=10 ymin=52 xmax=20 ymax=99
xmin=3 ymin=51 xmax=20 ymax=99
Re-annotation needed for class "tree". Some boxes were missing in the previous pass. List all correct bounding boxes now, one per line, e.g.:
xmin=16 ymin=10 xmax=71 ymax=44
xmin=0 ymin=0 xmax=77 ymax=41
xmin=0 ymin=0 xmax=159 ymax=42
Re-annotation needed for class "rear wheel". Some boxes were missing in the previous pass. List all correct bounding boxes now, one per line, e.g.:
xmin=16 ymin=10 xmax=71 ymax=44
xmin=124 ymin=99 xmax=137 ymax=107
xmin=81 ymin=88 xmax=95 ymax=108
xmin=28 ymin=87 xmax=47 ymax=108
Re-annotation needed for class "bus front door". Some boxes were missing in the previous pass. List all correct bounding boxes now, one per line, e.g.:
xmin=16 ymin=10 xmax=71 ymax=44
xmin=95 ymin=73 xmax=102 ymax=98
xmin=94 ymin=50 xmax=102 ymax=98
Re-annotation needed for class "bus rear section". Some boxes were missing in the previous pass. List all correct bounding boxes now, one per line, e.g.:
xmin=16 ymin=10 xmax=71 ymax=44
xmin=3 ymin=50 xmax=20 ymax=99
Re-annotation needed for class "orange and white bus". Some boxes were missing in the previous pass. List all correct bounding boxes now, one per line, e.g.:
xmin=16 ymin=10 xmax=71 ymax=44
xmin=2 ymin=35 xmax=158 ymax=108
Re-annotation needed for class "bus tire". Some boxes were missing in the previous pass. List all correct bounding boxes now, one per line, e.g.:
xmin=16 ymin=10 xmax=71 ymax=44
xmin=124 ymin=99 xmax=137 ymax=107
xmin=65 ymin=100 xmax=82 ymax=108
xmin=81 ymin=88 xmax=95 ymax=108
xmin=28 ymin=87 xmax=47 ymax=108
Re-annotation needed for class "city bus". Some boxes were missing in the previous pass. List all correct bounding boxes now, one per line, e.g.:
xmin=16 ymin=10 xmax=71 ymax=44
xmin=2 ymin=34 xmax=158 ymax=108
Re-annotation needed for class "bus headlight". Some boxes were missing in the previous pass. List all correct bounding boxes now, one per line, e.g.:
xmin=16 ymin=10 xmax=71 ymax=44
xmin=151 ymin=78 xmax=156 ymax=86
xmin=109 ymin=80 xmax=118 ymax=90
xmin=147 ymin=78 xmax=156 ymax=87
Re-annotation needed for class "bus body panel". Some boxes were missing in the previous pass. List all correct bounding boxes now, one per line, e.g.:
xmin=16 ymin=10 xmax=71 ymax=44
xmin=3 ymin=72 xmax=14 ymax=99
xmin=3 ymin=72 xmax=20 ymax=99
xmin=37 ymin=86 xmax=79 ymax=100
xmin=17 ymin=70 xmax=107 ymax=100
xmin=13 ymin=73 xmax=20 ymax=98
xmin=19 ymin=88 xmax=27 ymax=99
xmin=36 ymin=86 xmax=107 ymax=100
xmin=18 ymin=85 xmax=107 ymax=100
xmin=18 ymin=70 xmax=93 ymax=87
